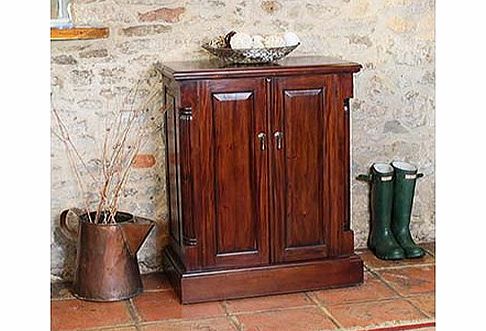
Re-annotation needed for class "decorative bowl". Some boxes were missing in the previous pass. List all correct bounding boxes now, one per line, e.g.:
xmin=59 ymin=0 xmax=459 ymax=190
xmin=201 ymin=41 xmax=300 ymax=64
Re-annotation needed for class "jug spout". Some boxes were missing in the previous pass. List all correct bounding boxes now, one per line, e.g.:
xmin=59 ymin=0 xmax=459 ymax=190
xmin=120 ymin=217 xmax=155 ymax=256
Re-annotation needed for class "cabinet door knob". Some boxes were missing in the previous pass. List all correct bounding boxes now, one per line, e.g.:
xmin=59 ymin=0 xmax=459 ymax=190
xmin=257 ymin=132 xmax=266 ymax=151
xmin=274 ymin=131 xmax=284 ymax=150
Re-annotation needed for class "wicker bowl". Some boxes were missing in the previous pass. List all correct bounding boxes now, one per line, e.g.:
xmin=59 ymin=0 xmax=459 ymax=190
xmin=201 ymin=42 xmax=300 ymax=64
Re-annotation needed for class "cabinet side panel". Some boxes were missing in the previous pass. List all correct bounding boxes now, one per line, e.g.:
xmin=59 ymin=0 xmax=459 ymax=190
xmin=326 ymin=74 xmax=355 ymax=256
xmin=337 ymin=73 xmax=355 ymax=255
xmin=179 ymin=81 xmax=201 ymax=270
xmin=165 ymin=90 xmax=181 ymax=246
xmin=212 ymin=92 xmax=258 ymax=253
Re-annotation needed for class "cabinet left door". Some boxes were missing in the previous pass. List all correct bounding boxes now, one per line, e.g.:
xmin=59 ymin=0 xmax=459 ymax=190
xmin=196 ymin=78 xmax=270 ymax=269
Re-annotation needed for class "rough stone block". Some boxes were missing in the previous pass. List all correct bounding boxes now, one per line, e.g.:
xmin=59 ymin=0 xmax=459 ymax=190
xmin=346 ymin=34 xmax=373 ymax=48
xmin=261 ymin=1 xmax=282 ymax=14
xmin=132 ymin=154 xmax=157 ymax=168
xmin=79 ymin=49 xmax=109 ymax=59
xmin=138 ymin=7 xmax=186 ymax=23
xmin=383 ymin=120 xmax=409 ymax=134
xmin=121 ymin=24 xmax=171 ymax=37
xmin=52 ymin=55 xmax=78 ymax=65
xmin=387 ymin=16 xmax=416 ymax=33
xmin=69 ymin=69 xmax=93 ymax=86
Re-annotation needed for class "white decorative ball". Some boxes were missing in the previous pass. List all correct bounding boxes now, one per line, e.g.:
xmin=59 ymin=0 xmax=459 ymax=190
xmin=263 ymin=35 xmax=286 ymax=48
xmin=251 ymin=35 xmax=265 ymax=48
xmin=229 ymin=33 xmax=253 ymax=49
xmin=283 ymin=32 xmax=300 ymax=46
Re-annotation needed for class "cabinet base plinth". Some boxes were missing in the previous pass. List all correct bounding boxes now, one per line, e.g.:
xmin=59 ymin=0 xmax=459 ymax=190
xmin=163 ymin=248 xmax=364 ymax=304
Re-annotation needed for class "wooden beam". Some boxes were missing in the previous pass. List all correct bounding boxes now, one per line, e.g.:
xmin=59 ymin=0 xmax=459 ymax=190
xmin=51 ymin=27 xmax=109 ymax=41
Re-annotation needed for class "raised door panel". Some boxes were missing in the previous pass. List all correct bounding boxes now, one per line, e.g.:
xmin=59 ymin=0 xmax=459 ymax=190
xmin=200 ymin=78 xmax=269 ymax=269
xmin=272 ymin=75 xmax=335 ymax=263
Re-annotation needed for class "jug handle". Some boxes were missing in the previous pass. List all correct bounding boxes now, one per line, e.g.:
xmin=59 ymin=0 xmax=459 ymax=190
xmin=59 ymin=208 xmax=83 ymax=242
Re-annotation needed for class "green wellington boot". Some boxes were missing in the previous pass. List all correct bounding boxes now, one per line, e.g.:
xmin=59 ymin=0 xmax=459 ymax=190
xmin=390 ymin=161 xmax=426 ymax=259
xmin=358 ymin=163 xmax=405 ymax=260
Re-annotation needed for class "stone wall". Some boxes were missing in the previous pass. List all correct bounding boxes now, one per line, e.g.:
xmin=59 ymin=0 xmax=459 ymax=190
xmin=51 ymin=0 xmax=435 ymax=281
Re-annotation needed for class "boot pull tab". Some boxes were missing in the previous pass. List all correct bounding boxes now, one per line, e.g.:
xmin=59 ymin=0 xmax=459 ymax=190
xmin=357 ymin=174 xmax=372 ymax=182
xmin=405 ymin=173 xmax=424 ymax=180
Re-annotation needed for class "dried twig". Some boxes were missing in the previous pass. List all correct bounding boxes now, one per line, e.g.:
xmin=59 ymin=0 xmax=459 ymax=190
xmin=52 ymin=77 xmax=166 ymax=224
xmin=52 ymin=110 xmax=93 ymax=223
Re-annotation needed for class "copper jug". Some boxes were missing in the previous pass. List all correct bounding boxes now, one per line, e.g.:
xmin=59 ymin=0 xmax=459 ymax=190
xmin=59 ymin=209 xmax=155 ymax=301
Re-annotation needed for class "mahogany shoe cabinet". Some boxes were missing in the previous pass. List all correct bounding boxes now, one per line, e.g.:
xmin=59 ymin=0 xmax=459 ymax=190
xmin=157 ymin=56 xmax=363 ymax=303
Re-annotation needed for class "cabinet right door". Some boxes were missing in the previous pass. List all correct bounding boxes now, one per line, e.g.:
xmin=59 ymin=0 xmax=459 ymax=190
xmin=272 ymin=75 xmax=339 ymax=263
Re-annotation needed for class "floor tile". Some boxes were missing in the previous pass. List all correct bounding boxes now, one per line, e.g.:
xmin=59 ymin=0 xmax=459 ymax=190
xmin=308 ymin=272 xmax=399 ymax=305
xmin=377 ymin=266 xmax=435 ymax=297
xmin=327 ymin=299 xmax=427 ymax=329
xmin=50 ymin=243 xmax=434 ymax=331
xmin=408 ymin=293 xmax=435 ymax=318
xmin=141 ymin=317 xmax=238 ymax=331
xmin=132 ymin=289 xmax=226 ymax=322
xmin=362 ymin=323 xmax=435 ymax=331
xmin=225 ymin=292 xmax=314 ymax=314
xmin=51 ymin=282 xmax=74 ymax=300
xmin=235 ymin=307 xmax=337 ymax=331
xmin=357 ymin=248 xmax=434 ymax=270
xmin=51 ymin=299 xmax=133 ymax=331
xmin=141 ymin=272 xmax=171 ymax=291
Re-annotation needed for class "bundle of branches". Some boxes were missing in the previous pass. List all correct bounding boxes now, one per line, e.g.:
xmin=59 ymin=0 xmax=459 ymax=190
xmin=52 ymin=79 xmax=166 ymax=224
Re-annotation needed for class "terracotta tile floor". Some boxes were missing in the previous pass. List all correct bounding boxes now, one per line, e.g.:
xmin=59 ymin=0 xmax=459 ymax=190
xmin=51 ymin=242 xmax=435 ymax=331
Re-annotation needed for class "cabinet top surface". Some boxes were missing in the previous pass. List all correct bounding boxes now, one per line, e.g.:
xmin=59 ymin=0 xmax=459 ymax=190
xmin=156 ymin=56 xmax=361 ymax=80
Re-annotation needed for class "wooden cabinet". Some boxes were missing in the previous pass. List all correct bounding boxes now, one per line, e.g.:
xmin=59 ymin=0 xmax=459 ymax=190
xmin=158 ymin=56 xmax=363 ymax=303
